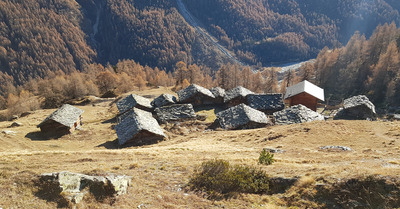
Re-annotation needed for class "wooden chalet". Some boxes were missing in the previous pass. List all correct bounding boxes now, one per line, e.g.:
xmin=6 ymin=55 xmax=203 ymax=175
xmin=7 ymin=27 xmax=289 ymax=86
xmin=284 ymin=80 xmax=324 ymax=111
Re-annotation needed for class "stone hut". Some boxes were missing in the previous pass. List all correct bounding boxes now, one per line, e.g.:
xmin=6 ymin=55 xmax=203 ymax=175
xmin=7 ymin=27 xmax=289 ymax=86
xmin=273 ymin=104 xmax=325 ymax=125
xmin=334 ymin=95 xmax=377 ymax=120
xmin=177 ymin=84 xmax=215 ymax=106
xmin=214 ymin=104 xmax=271 ymax=130
xmin=284 ymin=80 xmax=324 ymax=111
xmin=37 ymin=104 xmax=84 ymax=134
xmin=115 ymin=108 xmax=166 ymax=146
xmin=210 ymin=87 xmax=226 ymax=104
xmin=155 ymin=104 xmax=196 ymax=123
xmin=224 ymin=86 xmax=254 ymax=107
xmin=116 ymin=94 xmax=153 ymax=114
xmin=246 ymin=94 xmax=285 ymax=115
xmin=151 ymin=94 xmax=177 ymax=108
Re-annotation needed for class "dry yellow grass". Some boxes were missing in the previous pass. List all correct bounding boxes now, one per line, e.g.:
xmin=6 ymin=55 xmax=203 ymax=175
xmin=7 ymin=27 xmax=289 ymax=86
xmin=0 ymin=89 xmax=399 ymax=208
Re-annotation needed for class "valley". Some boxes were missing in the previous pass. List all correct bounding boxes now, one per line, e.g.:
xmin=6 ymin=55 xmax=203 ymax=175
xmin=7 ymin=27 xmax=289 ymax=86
xmin=0 ymin=88 xmax=399 ymax=208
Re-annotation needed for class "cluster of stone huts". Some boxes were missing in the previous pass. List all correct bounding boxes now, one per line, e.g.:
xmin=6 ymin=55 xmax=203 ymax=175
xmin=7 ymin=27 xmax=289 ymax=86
xmin=37 ymin=81 xmax=377 ymax=146
xmin=112 ymin=84 xmax=292 ymax=146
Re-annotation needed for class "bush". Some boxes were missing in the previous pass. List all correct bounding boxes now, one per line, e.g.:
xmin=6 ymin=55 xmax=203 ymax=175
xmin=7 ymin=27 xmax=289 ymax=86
xmin=188 ymin=159 xmax=269 ymax=199
xmin=258 ymin=149 xmax=274 ymax=165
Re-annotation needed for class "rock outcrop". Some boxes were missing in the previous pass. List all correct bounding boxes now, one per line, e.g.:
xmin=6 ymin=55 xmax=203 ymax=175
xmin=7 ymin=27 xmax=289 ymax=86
xmin=214 ymin=104 xmax=271 ymax=130
xmin=36 ymin=171 xmax=132 ymax=204
xmin=155 ymin=104 xmax=196 ymax=123
xmin=273 ymin=104 xmax=325 ymax=125
xmin=334 ymin=95 xmax=377 ymax=120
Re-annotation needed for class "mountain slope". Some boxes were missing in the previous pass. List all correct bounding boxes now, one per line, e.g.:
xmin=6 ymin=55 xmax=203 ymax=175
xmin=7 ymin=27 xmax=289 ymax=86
xmin=1 ymin=0 xmax=400 ymax=84
xmin=184 ymin=0 xmax=400 ymax=64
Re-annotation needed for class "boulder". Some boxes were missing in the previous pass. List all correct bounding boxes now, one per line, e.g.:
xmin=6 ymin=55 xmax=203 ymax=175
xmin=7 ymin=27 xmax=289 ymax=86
xmin=273 ymin=104 xmax=325 ymax=125
xmin=319 ymin=145 xmax=352 ymax=151
xmin=37 ymin=171 xmax=132 ymax=204
xmin=8 ymin=122 xmax=22 ymax=128
xmin=151 ymin=94 xmax=177 ymax=108
xmin=2 ymin=130 xmax=16 ymax=135
xmin=389 ymin=114 xmax=400 ymax=121
xmin=11 ymin=115 xmax=19 ymax=120
xmin=334 ymin=95 xmax=377 ymax=120
xmin=20 ymin=111 xmax=33 ymax=118
xmin=155 ymin=104 xmax=196 ymax=123
xmin=214 ymin=104 xmax=271 ymax=130
xmin=264 ymin=148 xmax=285 ymax=153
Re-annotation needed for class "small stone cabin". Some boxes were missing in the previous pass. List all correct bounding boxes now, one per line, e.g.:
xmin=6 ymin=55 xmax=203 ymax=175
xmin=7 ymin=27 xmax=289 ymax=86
xmin=215 ymin=104 xmax=271 ymax=130
xmin=37 ymin=104 xmax=84 ymax=134
xmin=116 ymin=94 xmax=153 ymax=114
xmin=115 ymin=108 xmax=166 ymax=146
xmin=177 ymin=84 xmax=215 ymax=106
xmin=224 ymin=86 xmax=254 ymax=107
xmin=246 ymin=93 xmax=285 ymax=115
xmin=284 ymin=80 xmax=324 ymax=111
xmin=155 ymin=104 xmax=196 ymax=124
xmin=151 ymin=94 xmax=177 ymax=108
xmin=210 ymin=87 xmax=226 ymax=104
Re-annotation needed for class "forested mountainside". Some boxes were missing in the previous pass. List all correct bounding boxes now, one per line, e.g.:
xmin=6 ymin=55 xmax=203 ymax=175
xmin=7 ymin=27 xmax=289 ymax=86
xmin=1 ymin=0 xmax=400 ymax=86
xmin=185 ymin=0 xmax=400 ymax=65
xmin=310 ymin=23 xmax=400 ymax=107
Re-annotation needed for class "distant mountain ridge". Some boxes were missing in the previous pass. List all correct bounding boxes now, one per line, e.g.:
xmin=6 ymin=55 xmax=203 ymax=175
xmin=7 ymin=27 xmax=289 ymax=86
xmin=1 ymin=0 xmax=400 ymax=84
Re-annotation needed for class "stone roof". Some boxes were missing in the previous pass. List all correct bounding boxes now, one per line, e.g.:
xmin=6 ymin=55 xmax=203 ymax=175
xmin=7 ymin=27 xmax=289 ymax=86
xmin=210 ymin=87 xmax=226 ymax=98
xmin=151 ymin=94 xmax=177 ymax=108
xmin=284 ymin=80 xmax=324 ymax=101
xmin=155 ymin=104 xmax=196 ymax=123
xmin=273 ymin=104 xmax=325 ymax=125
xmin=215 ymin=104 xmax=271 ymax=130
xmin=334 ymin=95 xmax=377 ymax=120
xmin=38 ymin=104 xmax=84 ymax=128
xmin=246 ymin=94 xmax=284 ymax=113
xmin=115 ymin=108 xmax=165 ymax=145
xmin=177 ymin=84 xmax=215 ymax=103
xmin=116 ymin=94 xmax=153 ymax=114
xmin=224 ymin=86 xmax=254 ymax=103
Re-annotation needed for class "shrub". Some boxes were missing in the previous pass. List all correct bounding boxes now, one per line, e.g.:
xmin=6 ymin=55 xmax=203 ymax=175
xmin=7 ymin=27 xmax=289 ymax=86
xmin=258 ymin=149 xmax=274 ymax=165
xmin=188 ymin=159 xmax=269 ymax=199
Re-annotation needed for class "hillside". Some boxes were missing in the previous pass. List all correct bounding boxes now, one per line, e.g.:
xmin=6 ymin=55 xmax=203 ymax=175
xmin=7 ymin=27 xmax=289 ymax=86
xmin=1 ymin=0 xmax=400 ymax=85
xmin=185 ymin=0 xmax=400 ymax=64
xmin=0 ymin=88 xmax=399 ymax=208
